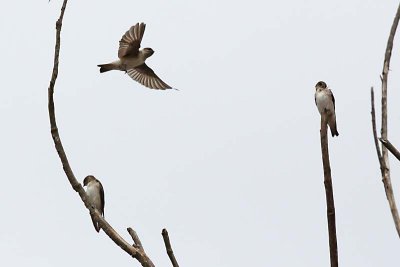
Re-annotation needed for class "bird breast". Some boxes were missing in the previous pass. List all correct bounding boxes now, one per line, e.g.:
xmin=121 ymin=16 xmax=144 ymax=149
xmin=86 ymin=184 xmax=102 ymax=210
xmin=315 ymin=90 xmax=333 ymax=115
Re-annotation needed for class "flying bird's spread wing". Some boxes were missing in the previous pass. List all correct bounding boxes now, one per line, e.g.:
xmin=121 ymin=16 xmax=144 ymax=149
xmin=127 ymin=64 xmax=172 ymax=90
xmin=118 ymin=23 xmax=146 ymax=58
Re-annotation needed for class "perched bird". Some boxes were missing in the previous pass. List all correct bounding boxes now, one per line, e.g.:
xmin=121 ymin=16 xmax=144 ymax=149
xmin=98 ymin=22 xmax=173 ymax=90
xmin=83 ymin=175 xmax=105 ymax=232
xmin=314 ymin=81 xmax=339 ymax=137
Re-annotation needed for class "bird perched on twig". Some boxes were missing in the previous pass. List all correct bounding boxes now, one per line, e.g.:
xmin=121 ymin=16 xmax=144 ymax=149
xmin=83 ymin=175 xmax=105 ymax=232
xmin=98 ymin=22 xmax=173 ymax=90
xmin=315 ymin=81 xmax=339 ymax=137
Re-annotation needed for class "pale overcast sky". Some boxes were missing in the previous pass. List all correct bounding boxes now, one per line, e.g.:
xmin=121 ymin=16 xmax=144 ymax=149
xmin=1 ymin=0 xmax=400 ymax=266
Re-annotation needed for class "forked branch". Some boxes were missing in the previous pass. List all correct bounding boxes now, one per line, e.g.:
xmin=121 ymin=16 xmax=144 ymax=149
xmin=47 ymin=1 xmax=179 ymax=266
xmin=370 ymin=3 xmax=400 ymax=237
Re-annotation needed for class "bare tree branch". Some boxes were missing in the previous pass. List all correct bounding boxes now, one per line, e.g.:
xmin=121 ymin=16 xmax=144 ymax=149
xmin=46 ymin=2 xmax=169 ymax=266
xmin=162 ymin=229 xmax=180 ymax=267
xmin=127 ymin=227 xmax=144 ymax=249
xmin=380 ymin=138 xmax=400 ymax=164
xmin=319 ymin=117 xmax=338 ymax=267
xmin=370 ymin=87 xmax=383 ymax=167
xmin=381 ymin=3 xmax=400 ymax=143
xmin=372 ymin=3 xmax=400 ymax=237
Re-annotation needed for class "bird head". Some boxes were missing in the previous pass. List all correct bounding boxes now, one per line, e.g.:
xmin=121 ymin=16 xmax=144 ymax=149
xmin=143 ymin=47 xmax=154 ymax=58
xmin=83 ymin=175 xmax=97 ymax=186
xmin=315 ymin=81 xmax=327 ymax=89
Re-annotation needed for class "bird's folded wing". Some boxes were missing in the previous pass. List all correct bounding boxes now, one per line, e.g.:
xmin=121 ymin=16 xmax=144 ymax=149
xmin=329 ymin=89 xmax=336 ymax=110
xmin=118 ymin=22 xmax=146 ymax=58
xmin=127 ymin=64 xmax=172 ymax=90
xmin=99 ymin=183 xmax=105 ymax=217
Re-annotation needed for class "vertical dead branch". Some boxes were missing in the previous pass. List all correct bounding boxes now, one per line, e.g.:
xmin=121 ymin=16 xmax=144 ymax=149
xmin=47 ymin=2 xmax=178 ymax=266
xmin=370 ymin=3 xmax=400 ymax=237
xmin=320 ymin=117 xmax=338 ymax=267
xmin=162 ymin=229 xmax=180 ymax=267
xmin=371 ymin=88 xmax=383 ymax=167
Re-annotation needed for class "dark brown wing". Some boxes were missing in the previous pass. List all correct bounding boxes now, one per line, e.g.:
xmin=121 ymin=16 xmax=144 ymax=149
xmin=90 ymin=214 xmax=100 ymax=232
xmin=118 ymin=23 xmax=146 ymax=58
xmin=329 ymin=89 xmax=336 ymax=111
xmin=127 ymin=63 xmax=172 ymax=90
xmin=99 ymin=182 xmax=105 ymax=217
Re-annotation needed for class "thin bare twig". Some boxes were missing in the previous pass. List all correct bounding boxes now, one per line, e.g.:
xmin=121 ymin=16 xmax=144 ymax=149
xmin=162 ymin=229 xmax=180 ymax=267
xmin=370 ymin=88 xmax=383 ymax=167
xmin=380 ymin=138 xmax=400 ymax=163
xmin=127 ymin=227 xmax=143 ymax=249
xmin=320 ymin=117 xmax=338 ymax=267
xmin=374 ymin=2 xmax=400 ymax=237
xmin=47 ymin=2 xmax=156 ymax=266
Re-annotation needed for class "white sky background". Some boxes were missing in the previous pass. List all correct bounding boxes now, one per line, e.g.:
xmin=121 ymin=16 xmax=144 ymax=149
xmin=1 ymin=0 xmax=400 ymax=266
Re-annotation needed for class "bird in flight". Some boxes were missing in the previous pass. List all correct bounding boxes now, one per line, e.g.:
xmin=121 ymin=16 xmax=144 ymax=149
xmin=83 ymin=175 xmax=105 ymax=232
xmin=314 ymin=81 xmax=339 ymax=137
xmin=98 ymin=22 xmax=173 ymax=90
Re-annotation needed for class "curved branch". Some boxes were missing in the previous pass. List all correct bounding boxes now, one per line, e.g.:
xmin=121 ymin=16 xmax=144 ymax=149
xmin=46 ymin=1 xmax=160 ymax=266
xmin=377 ymin=3 xmax=400 ymax=237
xmin=381 ymin=3 xmax=400 ymax=142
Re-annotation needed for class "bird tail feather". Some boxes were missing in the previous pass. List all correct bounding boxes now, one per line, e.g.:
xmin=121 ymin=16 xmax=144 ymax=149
xmin=98 ymin=63 xmax=116 ymax=73
xmin=329 ymin=115 xmax=339 ymax=137
xmin=90 ymin=214 xmax=100 ymax=232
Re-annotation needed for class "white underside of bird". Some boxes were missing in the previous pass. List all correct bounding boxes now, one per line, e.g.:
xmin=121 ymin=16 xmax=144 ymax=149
xmin=86 ymin=182 xmax=103 ymax=211
xmin=104 ymin=51 xmax=147 ymax=71
xmin=315 ymin=89 xmax=334 ymax=115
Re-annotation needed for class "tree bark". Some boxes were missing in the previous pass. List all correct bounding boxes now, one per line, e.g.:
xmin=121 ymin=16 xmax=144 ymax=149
xmin=320 ymin=117 xmax=338 ymax=267
xmin=162 ymin=229 xmax=180 ymax=267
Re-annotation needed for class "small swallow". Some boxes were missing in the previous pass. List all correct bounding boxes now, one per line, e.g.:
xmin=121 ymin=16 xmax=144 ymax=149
xmin=98 ymin=22 xmax=173 ymax=90
xmin=315 ymin=81 xmax=339 ymax=137
xmin=83 ymin=175 xmax=105 ymax=232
